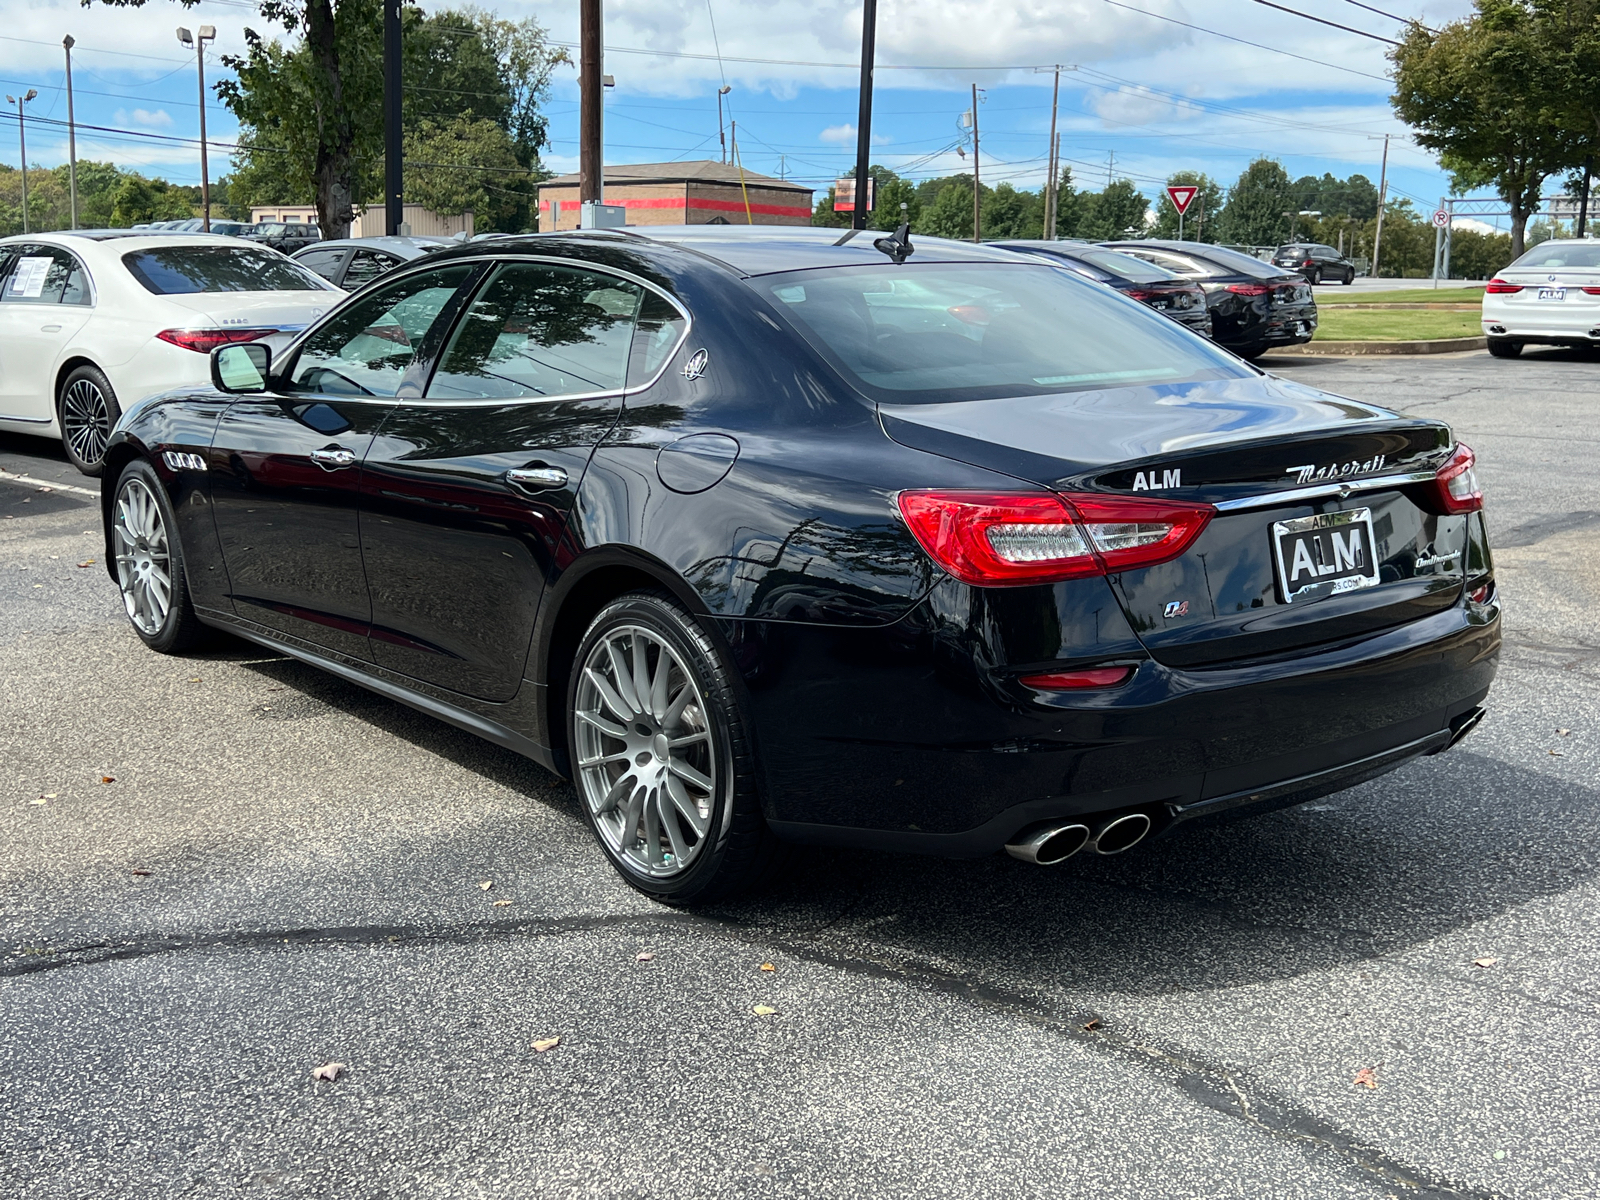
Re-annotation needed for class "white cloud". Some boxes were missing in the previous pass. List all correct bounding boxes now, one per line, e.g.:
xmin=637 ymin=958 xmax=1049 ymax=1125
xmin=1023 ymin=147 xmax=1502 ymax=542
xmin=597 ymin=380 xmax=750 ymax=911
xmin=115 ymin=108 xmax=174 ymax=129
xmin=1090 ymin=85 xmax=1201 ymax=127
xmin=819 ymin=123 xmax=888 ymax=145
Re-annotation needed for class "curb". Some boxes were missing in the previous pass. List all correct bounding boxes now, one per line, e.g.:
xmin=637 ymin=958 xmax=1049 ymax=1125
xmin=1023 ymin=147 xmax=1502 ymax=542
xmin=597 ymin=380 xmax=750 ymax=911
xmin=1270 ymin=336 xmax=1487 ymax=357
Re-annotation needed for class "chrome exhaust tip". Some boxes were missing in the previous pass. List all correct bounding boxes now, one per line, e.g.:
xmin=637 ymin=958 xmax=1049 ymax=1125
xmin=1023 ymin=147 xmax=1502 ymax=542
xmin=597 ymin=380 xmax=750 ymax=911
xmin=1005 ymin=822 xmax=1092 ymax=866
xmin=1089 ymin=812 xmax=1153 ymax=855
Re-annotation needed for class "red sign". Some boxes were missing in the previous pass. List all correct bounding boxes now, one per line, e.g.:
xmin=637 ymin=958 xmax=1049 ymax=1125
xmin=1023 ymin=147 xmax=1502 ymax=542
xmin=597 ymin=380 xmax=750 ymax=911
xmin=1167 ymin=185 xmax=1198 ymax=215
xmin=833 ymin=177 xmax=875 ymax=213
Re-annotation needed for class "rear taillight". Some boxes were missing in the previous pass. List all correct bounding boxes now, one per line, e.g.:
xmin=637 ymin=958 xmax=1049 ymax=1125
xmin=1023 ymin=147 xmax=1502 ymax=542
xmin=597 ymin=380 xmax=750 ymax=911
xmin=1302 ymin=258 xmax=1315 ymax=267
xmin=156 ymin=327 xmax=278 ymax=354
xmin=1583 ymin=287 xmax=1600 ymax=296
xmin=1418 ymin=443 xmax=1483 ymax=515
xmin=896 ymin=490 xmax=1214 ymax=587
xmin=1018 ymin=666 xmax=1134 ymax=690
xmin=1123 ymin=288 xmax=1157 ymax=301
xmin=1225 ymin=282 xmax=1272 ymax=297
xmin=1484 ymin=279 xmax=1523 ymax=294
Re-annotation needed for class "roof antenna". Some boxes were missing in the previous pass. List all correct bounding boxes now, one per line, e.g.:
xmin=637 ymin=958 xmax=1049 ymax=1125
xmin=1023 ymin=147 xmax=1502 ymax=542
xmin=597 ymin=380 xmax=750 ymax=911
xmin=874 ymin=203 xmax=914 ymax=265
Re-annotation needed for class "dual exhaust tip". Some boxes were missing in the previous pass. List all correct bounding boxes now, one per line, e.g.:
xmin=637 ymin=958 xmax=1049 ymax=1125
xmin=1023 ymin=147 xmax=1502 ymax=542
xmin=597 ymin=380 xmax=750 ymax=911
xmin=1005 ymin=812 xmax=1152 ymax=865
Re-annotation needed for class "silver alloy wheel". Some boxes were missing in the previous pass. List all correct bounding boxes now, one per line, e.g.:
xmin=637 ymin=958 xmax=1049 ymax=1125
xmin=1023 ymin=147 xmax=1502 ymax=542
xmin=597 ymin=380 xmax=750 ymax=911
xmin=62 ymin=377 xmax=111 ymax=465
xmin=113 ymin=477 xmax=173 ymax=636
xmin=573 ymin=624 xmax=717 ymax=878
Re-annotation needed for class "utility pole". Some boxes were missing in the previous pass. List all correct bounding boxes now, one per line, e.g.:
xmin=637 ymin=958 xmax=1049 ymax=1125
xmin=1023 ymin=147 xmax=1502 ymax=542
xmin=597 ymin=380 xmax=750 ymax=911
xmin=1106 ymin=150 xmax=1115 ymax=190
xmin=579 ymin=0 xmax=604 ymax=216
xmin=7 ymin=90 xmax=36 ymax=233
xmin=63 ymin=37 xmax=78 ymax=229
xmin=384 ymin=0 xmax=402 ymax=235
xmin=1370 ymin=133 xmax=1391 ymax=278
xmin=971 ymin=83 xmax=981 ymax=243
xmin=1045 ymin=66 xmax=1060 ymax=239
xmin=716 ymin=85 xmax=731 ymax=164
xmin=177 ymin=26 xmax=216 ymax=232
xmin=852 ymin=0 xmax=878 ymax=231
xmin=1049 ymin=133 xmax=1062 ymax=238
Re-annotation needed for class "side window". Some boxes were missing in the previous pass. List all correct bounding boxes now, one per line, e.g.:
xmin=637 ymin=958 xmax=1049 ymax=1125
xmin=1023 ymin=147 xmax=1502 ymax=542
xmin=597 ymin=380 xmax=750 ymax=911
xmin=290 ymin=264 xmax=474 ymax=396
xmin=427 ymin=264 xmax=643 ymax=401
xmin=628 ymin=289 xmax=687 ymax=384
xmin=343 ymin=250 xmax=399 ymax=288
xmin=295 ymin=248 xmax=348 ymax=282
xmin=1 ymin=247 xmax=90 ymax=305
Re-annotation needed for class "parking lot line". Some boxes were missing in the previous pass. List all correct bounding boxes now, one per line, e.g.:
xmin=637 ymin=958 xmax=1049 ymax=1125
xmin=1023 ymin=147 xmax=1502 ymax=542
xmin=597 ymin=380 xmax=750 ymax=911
xmin=0 ymin=469 xmax=98 ymax=499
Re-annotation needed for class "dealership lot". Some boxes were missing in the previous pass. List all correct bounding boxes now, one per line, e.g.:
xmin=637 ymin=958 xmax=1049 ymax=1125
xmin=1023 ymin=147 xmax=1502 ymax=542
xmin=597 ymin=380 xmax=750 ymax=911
xmin=2 ymin=349 xmax=1597 ymax=1198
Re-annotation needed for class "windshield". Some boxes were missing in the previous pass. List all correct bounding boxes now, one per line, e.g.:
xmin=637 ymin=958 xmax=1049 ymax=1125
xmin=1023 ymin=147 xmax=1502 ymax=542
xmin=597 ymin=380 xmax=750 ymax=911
xmin=1509 ymin=241 xmax=1600 ymax=270
xmin=753 ymin=262 xmax=1249 ymax=404
xmin=1071 ymin=248 xmax=1176 ymax=283
xmin=1193 ymin=245 xmax=1292 ymax=279
xmin=123 ymin=245 xmax=331 ymax=294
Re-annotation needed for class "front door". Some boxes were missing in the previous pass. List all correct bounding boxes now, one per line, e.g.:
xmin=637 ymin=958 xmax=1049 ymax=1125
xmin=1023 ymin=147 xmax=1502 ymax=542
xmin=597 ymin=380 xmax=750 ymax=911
xmin=210 ymin=263 xmax=478 ymax=660
xmin=0 ymin=244 xmax=93 ymax=422
xmin=360 ymin=261 xmax=670 ymax=702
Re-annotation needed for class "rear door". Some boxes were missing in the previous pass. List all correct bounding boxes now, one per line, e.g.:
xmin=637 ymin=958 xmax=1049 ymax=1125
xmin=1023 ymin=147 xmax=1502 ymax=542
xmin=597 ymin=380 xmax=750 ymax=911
xmin=0 ymin=243 xmax=94 ymax=420
xmin=358 ymin=260 xmax=674 ymax=702
xmin=210 ymin=262 xmax=478 ymax=660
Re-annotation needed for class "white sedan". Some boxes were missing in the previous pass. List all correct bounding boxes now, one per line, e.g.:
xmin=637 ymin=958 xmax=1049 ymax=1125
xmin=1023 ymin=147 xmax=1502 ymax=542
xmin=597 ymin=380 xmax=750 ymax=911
xmin=1482 ymin=239 xmax=1600 ymax=358
xmin=0 ymin=232 xmax=340 ymax=474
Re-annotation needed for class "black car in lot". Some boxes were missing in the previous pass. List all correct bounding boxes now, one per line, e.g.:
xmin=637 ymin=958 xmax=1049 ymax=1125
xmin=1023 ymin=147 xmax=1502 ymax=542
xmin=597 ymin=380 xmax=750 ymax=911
xmin=1102 ymin=240 xmax=1318 ymax=358
xmin=100 ymin=226 xmax=1497 ymax=903
xmin=246 ymin=222 xmax=323 ymax=253
xmin=992 ymin=240 xmax=1212 ymax=336
xmin=292 ymin=235 xmax=455 ymax=291
xmin=1272 ymin=242 xmax=1358 ymax=285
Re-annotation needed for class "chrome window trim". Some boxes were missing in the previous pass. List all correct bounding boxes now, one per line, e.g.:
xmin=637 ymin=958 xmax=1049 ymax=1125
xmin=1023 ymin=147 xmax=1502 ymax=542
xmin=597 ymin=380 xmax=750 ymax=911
xmin=1211 ymin=470 xmax=1436 ymax=512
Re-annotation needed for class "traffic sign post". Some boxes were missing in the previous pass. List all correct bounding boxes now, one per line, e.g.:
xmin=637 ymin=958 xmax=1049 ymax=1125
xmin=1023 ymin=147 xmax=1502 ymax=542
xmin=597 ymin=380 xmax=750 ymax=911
xmin=1168 ymin=185 xmax=1198 ymax=241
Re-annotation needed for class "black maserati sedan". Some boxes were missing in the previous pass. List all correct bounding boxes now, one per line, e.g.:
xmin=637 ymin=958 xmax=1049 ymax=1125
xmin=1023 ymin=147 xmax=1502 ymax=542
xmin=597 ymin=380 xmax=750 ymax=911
xmin=99 ymin=225 xmax=1498 ymax=903
xmin=1102 ymin=239 xmax=1318 ymax=358
xmin=991 ymin=240 xmax=1212 ymax=337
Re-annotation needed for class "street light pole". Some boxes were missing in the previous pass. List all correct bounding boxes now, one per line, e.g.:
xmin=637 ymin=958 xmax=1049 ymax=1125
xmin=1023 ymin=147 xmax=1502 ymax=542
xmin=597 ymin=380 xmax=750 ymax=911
xmin=6 ymin=90 xmax=36 ymax=234
xmin=852 ymin=0 xmax=877 ymax=231
xmin=717 ymin=86 xmax=731 ymax=164
xmin=384 ymin=0 xmax=402 ymax=236
xmin=177 ymin=26 xmax=216 ymax=231
xmin=580 ymin=0 xmax=603 ymax=213
xmin=63 ymin=36 xmax=78 ymax=230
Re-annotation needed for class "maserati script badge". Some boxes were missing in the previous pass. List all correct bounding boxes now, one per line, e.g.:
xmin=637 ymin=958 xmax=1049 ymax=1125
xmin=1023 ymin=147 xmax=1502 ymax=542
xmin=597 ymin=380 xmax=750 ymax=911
xmin=682 ymin=348 xmax=710 ymax=380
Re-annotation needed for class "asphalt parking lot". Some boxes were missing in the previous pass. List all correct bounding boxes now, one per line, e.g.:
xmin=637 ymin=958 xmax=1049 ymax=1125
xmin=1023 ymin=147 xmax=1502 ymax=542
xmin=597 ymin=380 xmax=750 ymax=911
xmin=3 ymin=347 xmax=1597 ymax=1199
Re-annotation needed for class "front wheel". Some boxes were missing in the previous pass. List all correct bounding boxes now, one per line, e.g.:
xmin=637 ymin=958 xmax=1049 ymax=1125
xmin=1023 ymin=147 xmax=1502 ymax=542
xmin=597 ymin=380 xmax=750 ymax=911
xmin=1342 ymin=269 xmax=1355 ymax=285
xmin=58 ymin=364 xmax=122 ymax=476
xmin=567 ymin=591 xmax=780 ymax=904
xmin=111 ymin=460 xmax=210 ymax=653
xmin=1487 ymin=338 xmax=1524 ymax=359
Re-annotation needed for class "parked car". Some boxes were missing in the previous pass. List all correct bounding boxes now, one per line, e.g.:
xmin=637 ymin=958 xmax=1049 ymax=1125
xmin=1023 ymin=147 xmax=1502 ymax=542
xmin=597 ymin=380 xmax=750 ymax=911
xmin=993 ymin=240 xmax=1212 ymax=336
xmin=246 ymin=222 xmax=323 ymax=253
xmin=1271 ymin=242 xmax=1357 ymax=285
xmin=1103 ymin=240 xmax=1318 ymax=358
xmin=99 ymin=225 xmax=1496 ymax=903
xmin=0 ymin=232 xmax=338 ymax=474
xmin=1480 ymin=239 xmax=1600 ymax=357
xmin=292 ymin=236 xmax=455 ymax=290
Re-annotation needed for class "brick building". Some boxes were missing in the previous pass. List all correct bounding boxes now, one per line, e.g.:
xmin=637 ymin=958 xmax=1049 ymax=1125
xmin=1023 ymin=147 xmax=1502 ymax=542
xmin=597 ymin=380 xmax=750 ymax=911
xmin=537 ymin=161 xmax=814 ymax=231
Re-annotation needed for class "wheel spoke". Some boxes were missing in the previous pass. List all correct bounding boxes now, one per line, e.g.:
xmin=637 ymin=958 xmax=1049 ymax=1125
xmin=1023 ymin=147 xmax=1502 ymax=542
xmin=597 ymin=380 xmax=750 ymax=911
xmin=593 ymin=772 xmax=633 ymax=816
xmin=583 ymin=667 xmax=635 ymax=723
xmin=667 ymin=757 xmax=713 ymax=794
xmin=641 ymin=786 xmax=663 ymax=864
xmin=665 ymin=773 xmax=710 ymax=837
xmin=657 ymin=789 xmax=691 ymax=863
xmin=575 ymin=708 xmax=628 ymax=739
xmin=578 ymin=749 xmax=631 ymax=770
xmin=668 ymin=731 xmax=708 ymax=750
xmin=662 ymin=682 xmax=693 ymax=730
xmin=620 ymin=785 xmax=645 ymax=846
xmin=630 ymin=633 xmax=653 ymax=718
xmin=606 ymin=639 xmax=642 ymax=714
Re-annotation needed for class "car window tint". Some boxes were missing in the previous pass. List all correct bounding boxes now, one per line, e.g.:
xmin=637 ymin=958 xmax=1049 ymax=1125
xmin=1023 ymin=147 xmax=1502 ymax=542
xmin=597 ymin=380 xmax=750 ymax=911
xmin=295 ymin=248 xmax=348 ymax=281
xmin=626 ymin=289 xmax=688 ymax=384
xmin=428 ymin=264 xmax=642 ymax=401
xmin=123 ymin=245 xmax=330 ymax=294
xmin=0 ymin=246 xmax=89 ymax=305
xmin=290 ymin=265 xmax=474 ymax=397
xmin=1072 ymin=249 xmax=1175 ymax=282
xmin=758 ymin=262 xmax=1249 ymax=404
xmin=1190 ymin=246 xmax=1290 ymax=279
xmin=1510 ymin=242 xmax=1600 ymax=269
xmin=343 ymin=250 xmax=398 ymax=287
xmin=1122 ymin=249 xmax=1211 ymax=278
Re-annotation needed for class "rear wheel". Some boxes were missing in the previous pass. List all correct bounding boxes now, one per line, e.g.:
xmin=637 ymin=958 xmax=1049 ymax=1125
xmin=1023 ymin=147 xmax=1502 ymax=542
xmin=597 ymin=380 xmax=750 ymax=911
xmin=112 ymin=460 xmax=210 ymax=653
xmin=1487 ymin=338 xmax=1524 ymax=359
xmin=1307 ymin=267 xmax=1322 ymax=285
xmin=58 ymin=364 xmax=121 ymax=477
xmin=567 ymin=591 xmax=780 ymax=905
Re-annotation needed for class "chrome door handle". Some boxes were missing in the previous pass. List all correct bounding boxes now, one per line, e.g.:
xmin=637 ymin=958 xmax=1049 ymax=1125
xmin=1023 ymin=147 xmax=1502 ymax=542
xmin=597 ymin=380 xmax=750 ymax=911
xmin=40 ymin=324 xmax=62 ymax=333
xmin=506 ymin=466 xmax=568 ymax=492
xmin=309 ymin=446 xmax=357 ymax=470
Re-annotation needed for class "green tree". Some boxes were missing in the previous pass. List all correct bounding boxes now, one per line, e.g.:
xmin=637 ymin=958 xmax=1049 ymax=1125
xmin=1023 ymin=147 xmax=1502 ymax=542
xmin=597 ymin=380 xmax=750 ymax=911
xmin=810 ymin=165 xmax=921 ymax=231
xmin=403 ymin=114 xmax=523 ymax=222
xmin=1391 ymin=1 xmax=1580 ymax=256
xmin=110 ymin=174 xmax=198 ymax=226
xmin=1049 ymin=167 xmax=1086 ymax=238
xmin=1217 ymin=157 xmax=1294 ymax=246
xmin=1151 ymin=171 xmax=1223 ymax=240
xmin=1076 ymin=179 xmax=1149 ymax=240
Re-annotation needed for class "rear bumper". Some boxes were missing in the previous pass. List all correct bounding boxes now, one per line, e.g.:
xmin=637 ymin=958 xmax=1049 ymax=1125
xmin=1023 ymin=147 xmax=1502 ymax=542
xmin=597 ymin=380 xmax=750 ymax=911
xmin=749 ymin=594 xmax=1499 ymax=857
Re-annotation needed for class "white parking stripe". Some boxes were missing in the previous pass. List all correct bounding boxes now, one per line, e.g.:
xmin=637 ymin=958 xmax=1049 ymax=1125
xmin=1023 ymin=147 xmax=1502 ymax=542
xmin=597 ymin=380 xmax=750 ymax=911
xmin=0 ymin=469 xmax=99 ymax=499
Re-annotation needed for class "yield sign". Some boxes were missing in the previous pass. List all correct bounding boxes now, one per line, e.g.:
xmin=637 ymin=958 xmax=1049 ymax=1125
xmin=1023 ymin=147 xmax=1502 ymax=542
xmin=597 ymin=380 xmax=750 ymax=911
xmin=1167 ymin=185 xmax=1198 ymax=215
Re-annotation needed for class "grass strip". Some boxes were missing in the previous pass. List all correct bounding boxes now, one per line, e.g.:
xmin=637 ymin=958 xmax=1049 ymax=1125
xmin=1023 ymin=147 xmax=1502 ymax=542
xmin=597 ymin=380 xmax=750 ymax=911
xmin=1317 ymin=286 xmax=1485 ymax=306
xmin=1313 ymin=308 xmax=1484 ymax=342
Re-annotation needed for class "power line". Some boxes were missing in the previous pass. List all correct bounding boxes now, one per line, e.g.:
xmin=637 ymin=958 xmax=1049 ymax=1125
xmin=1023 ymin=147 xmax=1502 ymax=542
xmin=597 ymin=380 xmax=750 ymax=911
xmin=1342 ymin=0 xmax=1425 ymax=27
xmin=1246 ymin=0 xmax=1402 ymax=46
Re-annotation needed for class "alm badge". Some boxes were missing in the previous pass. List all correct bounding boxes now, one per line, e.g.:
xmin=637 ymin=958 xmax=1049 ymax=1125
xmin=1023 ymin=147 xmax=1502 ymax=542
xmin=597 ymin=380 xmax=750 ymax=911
xmin=1131 ymin=468 xmax=1181 ymax=491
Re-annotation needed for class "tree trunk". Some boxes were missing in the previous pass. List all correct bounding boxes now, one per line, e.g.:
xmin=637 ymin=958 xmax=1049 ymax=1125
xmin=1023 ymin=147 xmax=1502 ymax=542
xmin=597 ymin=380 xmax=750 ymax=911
xmin=306 ymin=0 xmax=356 ymax=240
xmin=1508 ymin=195 xmax=1526 ymax=259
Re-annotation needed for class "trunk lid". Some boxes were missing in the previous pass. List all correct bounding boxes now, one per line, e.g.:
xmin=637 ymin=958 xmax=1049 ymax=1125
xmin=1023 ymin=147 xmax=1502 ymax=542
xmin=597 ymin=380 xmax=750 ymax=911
xmin=881 ymin=375 xmax=1461 ymax=665
xmin=157 ymin=290 xmax=339 ymax=354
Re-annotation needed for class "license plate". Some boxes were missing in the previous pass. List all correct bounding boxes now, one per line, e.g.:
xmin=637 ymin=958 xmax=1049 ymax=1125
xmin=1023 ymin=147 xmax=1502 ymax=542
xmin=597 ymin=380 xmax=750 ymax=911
xmin=1272 ymin=508 xmax=1381 ymax=602
xmin=1537 ymin=288 xmax=1566 ymax=301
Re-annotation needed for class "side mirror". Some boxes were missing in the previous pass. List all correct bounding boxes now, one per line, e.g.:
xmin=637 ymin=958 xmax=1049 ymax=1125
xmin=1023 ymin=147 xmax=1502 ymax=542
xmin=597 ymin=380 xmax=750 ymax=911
xmin=211 ymin=342 xmax=271 ymax=393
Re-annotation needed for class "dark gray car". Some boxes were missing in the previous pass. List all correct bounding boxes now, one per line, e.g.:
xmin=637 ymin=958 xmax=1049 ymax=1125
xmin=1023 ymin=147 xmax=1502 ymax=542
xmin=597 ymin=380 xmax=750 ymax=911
xmin=292 ymin=236 xmax=455 ymax=290
xmin=1272 ymin=243 xmax=1357 ymax=285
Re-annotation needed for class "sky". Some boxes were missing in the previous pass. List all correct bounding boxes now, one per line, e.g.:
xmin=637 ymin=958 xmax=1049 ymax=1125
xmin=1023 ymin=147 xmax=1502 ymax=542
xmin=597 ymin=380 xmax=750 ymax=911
xmin=0 ymin=0 xmax=1507 ymax=228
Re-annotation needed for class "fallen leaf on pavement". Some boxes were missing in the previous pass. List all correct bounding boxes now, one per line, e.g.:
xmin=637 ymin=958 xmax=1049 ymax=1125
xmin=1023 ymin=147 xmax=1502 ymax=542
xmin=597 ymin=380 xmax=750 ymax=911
xmin=311 ymin=1063 xmax=344 ymax=1082
xmin=478 ymin=880 xmax=493 ymax=891
xmin=636 ymin=952 xmax=655 ymax=962
xmin=1080 ymin=1018 xmax=1102 ymax=1032
xmin=531 ymin=1037 xmax=560 ymax=1052
xmin=131 ymin=869 xmax=152 ymax=877
xmin=76 ymin=560 xmax=94 ymax=568
xmin=1556 ymin=728 xmax=1571 ymax=736
xmin=759 ymin=962 xmax=776 ymax=972
xmin=29 ymin=798 xmax=48 ymax=806
xmin=1353 ymin=1067 xmax=1379 ymax=1089
xmin=99 ymin=776 xmax=115 ymax=785
xmin=1549 ymin=749 xmax=1564 ymax=757
xmin=492 ymin=899 xmax=512 ymax=907
xmin=188 ymin=677 xmax=202 ymax=684
xmin=752 ymin=1005 xmax=777 ymax=1016
xmin=1473 ymin=957 xmax=1498 ymax=968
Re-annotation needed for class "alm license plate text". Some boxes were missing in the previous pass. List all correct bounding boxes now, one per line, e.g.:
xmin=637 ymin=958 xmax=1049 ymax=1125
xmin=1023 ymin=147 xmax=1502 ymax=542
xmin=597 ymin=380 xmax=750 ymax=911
xmin=1538 ymin=288 xmax=1566 ymax=301
xmin=1272 ymin=508 xmax=1381 ymax=603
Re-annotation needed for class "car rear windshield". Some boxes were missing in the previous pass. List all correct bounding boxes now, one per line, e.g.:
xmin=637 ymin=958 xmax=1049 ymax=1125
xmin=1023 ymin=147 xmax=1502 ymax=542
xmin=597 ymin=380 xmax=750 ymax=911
xmin=1069 ymin=248 xmax=1176 ymax=283
xmin=122 ymin=245 xmax=329 ymax=294
xmin=753 ymin=262 xmax=1250 ymax=404
xmin=1191 ymin=246 xmax=1292 ymax=279
xmin=1509 ymin=242 xmax=1600 ymax=270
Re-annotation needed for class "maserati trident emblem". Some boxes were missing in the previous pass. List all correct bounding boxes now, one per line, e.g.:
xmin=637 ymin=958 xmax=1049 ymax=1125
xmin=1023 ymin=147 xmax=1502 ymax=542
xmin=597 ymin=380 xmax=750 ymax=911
xmin=681 ymin=348 xmax=709 ymax=380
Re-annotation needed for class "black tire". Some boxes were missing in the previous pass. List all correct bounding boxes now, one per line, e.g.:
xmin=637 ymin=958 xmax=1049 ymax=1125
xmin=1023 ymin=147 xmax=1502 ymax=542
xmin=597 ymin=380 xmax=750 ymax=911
xmin=1342 ymin=268 xmax=1355 ymax=285
xmin=110 ymin=459 xmax=210 ymax=654
xmin=566 ymin=590 xmax=782 ymax=905
xmin=1235 ymin=343 xmax=1269 ymax=361
xmin=57 ymin=364 xmax=122 ymax=477
xmin=1487 ymin=338 xmax=1524 ymax=359
xmin=1307 ymin=267 xmax=1322 ymax=286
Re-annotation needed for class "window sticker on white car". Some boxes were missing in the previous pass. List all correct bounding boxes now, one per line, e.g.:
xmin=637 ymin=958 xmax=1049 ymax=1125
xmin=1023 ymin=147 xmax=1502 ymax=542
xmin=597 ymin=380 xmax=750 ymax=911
xmin=9 ymin=257 xmax=53 ymax=298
